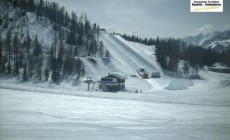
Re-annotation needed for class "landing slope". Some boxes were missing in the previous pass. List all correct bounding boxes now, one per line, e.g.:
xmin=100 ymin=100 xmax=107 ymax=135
xmin=100 ymin=33 xmax=161 ymax=75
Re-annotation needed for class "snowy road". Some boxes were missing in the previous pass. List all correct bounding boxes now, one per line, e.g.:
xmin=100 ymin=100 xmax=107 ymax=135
xmin=1 ymin=88 xmax=230 ymax=140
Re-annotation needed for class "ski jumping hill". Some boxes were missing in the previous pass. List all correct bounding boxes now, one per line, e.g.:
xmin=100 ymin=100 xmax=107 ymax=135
xmin=82 ymin=32 xmax=162 ymax=80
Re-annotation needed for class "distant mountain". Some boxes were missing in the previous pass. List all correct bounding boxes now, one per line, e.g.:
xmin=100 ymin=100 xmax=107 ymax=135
xmin=182 ymin=30 xmax=230 ymax=51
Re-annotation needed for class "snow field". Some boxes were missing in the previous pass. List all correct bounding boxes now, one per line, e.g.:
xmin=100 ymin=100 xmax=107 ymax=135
xmin=1 ymin=88 xmax=230 ymax=140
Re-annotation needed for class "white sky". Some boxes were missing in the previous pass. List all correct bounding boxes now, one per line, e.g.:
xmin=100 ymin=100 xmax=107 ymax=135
xmin=49 ymin=0 xmax=230 ymax=38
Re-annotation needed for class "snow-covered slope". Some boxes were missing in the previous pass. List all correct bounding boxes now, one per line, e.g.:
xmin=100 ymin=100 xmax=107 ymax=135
xmin=80 ymin=32 xmax=162 ymax=81
xmin=100 ymin=33 xmax=161 ymax=74
xmin=0 ymin=11 xmax=57 ymax=48
xmin=182 ymin=30 xmax=230 ymax=51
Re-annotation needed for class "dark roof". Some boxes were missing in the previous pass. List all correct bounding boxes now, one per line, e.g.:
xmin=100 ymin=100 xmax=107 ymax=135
xmin=103 ymin=72 xmax=127 ymax=80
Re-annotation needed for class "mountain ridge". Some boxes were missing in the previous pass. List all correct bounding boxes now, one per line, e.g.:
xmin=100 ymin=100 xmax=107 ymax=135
xmin=182 ymin=30 xmax=230 ymax=51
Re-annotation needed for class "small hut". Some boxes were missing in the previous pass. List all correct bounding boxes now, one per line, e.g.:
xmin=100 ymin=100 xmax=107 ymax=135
xmin=100 ymin=73 xmax=127 ymax=92
xmin=151 ymin=72 xmax=161 ymax=78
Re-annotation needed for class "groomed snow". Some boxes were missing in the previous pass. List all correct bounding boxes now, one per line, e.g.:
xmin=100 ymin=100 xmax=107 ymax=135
xmin=1 ymin=87 xmax=230 ymax=140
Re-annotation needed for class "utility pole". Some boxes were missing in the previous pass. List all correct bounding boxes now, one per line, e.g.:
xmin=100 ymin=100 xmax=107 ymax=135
xmin=87 ymin=77 xmax=92 ymax=91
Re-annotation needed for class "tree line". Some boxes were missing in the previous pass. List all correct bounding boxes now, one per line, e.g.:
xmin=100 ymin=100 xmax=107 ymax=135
xmin=119 ymin=33 xmax=230 ymax=75
xmin=114 ymin=33 xmax=156 ymax=46
xmin=155 ymin=37 xmax=230 ymax=75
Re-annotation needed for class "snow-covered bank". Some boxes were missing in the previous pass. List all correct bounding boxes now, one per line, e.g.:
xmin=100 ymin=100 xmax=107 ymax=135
xmin=1 ymin=88 xmax=230 ymax=140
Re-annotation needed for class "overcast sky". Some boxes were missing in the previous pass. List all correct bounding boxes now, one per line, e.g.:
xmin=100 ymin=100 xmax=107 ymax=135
xmin=49 ymin=0 xmax=230 ymax=38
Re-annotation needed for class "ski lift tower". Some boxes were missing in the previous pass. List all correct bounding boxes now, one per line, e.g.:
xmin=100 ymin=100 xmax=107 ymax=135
xmin=87 ymin=77 xmax=92 ymax=91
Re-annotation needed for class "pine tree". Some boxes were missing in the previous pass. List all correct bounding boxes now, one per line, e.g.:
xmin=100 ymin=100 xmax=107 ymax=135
xmin=57 ymin=37 xmax=64 ymax=71
xmin=28 ymin=0 xmax=35 ymax=12
xmin=58 ymin=6 xmax=65 ymax=26
xmin=64 ymin=11 xmax=70 ymax=28
xmin=183 ymin=61 xmax=190 ymax=75
xmin=105 ymin=49 xmax=111 ymax=58
xmin=98 ymin=41 xmax=105 ymax=57
xmin=188 ymin=45 xmax=203 ymax=75
xmin=36 ymin=0 xmax=44 ymax=19
xmin=75 ymin=58 xmax=83 ymax=81
xmin=50 ymin=30 xmax=60 ymax=83
xmin=25 ymin=33 xmax=33 ymax=79
xmin=19 ymin=0 xmax=27 ymax=11
xmin=33 ymin=35 xmax=43 ymax=80
xmin=12 ymin=0 xmax=19 ymax=8
xmin=22 ymin=63 xmax=28 ymax=81
xmin=44 ymin=68 xmax=49 ymax=81
xmin=0 ymin=35 xmax=2 ymax=71
xmin=155 ymin=38 xmax=167 ymax=70
xmin=167 ymin=39 xmax=179 ymax=73
xmin=3 ymin=12 xmax=9 ymax=28
xmin=50 ymin=46 xmax=57 ymax=83
xmin=33 ymin=35 xmax=42 ymax=57
xmin=67 ymin=12 xmax=78 ymax=45
xmin=5 ymin=29 xmax=12 ymax=74
xmin=13 ymin=32 xmax=20 ymax=76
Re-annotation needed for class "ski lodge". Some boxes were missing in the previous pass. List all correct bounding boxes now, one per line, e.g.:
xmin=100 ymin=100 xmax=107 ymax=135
xmin=100 ymin=73 xmax=127 ymax=92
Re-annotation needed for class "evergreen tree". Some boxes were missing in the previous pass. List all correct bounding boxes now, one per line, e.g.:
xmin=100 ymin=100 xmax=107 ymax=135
xmin=63 ymin=46 xmax=74 ymax=74
xmin=28 ymin=0 xmax=35 ymax=12
xmin=167 ymin=38 xmax=179 ymax=73
xmin=155 ymin=38 xmax=167 ymax=69
xmin=0 ymin=35 xmax=2 ymax=71
xmin=22 ymin=63 xmax=28 ymax=81
xmin=67 ymin=12 xmax=78 ymax=45
xmin=12 ymin=0 xmax=19 ymax=8
xmin=183 ymin=61 xmax=190 ymax=75
xmin=64 ymin=11 xmax=70 ymax=28
xmin=3 ymin=12 xmax=9 ymax=28
xmin=33 ymin=35 xmax=43 ymax=80
xmin=5 ymin=29 xmax=12 ymax=74
xmin=50 ymin=31 xmax=60 ymax=83
xmin=98 ymin=41 xmax=105 ymax=57
xmin=188 ymin=45 xmax=203 ymax=75
xmin=75 ymin=58 xmax=83 ymax=81
xmin=50 ymin=46 xmax=57 ymax=83
xmin=25 ymin=33 xmax=33 ymax=79
xmin=57 ymin=37 xmax=64 ymax=71
xmin=105 ymin=49 xmax=111 ymax=58
xmin=36 ymin=0 xmax=44 ymax=19
xmin=58 ymin=6 xmax=65 ymax=26
xmin=13 ymin=32 xmax=20 ymax=76
xmin=33 ymin=35 xmax=42 ymax=57
xmin=44 ymin=68 xmax=49 ymax=81
xmin=19 ymin=0 xmax=27 ymax=11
